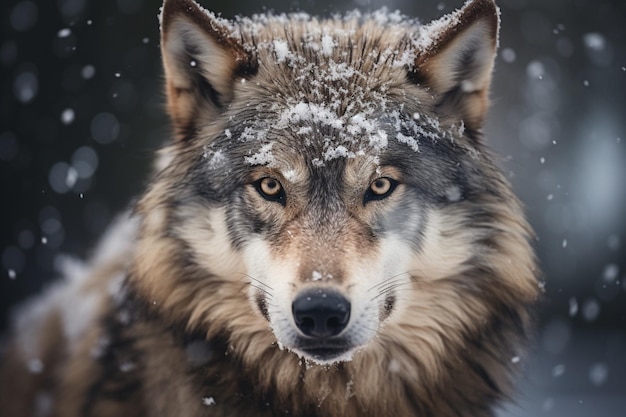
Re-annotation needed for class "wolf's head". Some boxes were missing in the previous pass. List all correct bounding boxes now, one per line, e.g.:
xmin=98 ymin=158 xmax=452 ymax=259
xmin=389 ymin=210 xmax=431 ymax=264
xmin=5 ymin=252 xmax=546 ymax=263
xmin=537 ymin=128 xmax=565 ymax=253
xmin=131 ymin=0 xmax=538 ymax=413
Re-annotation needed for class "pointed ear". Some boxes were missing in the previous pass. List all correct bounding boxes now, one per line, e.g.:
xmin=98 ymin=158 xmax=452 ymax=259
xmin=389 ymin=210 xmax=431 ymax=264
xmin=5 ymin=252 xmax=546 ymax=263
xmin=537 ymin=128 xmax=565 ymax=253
xmin=160 ymin=0 xmax=256 ymax=140
xmin=411 ymin=0 xmax=499 ymax=134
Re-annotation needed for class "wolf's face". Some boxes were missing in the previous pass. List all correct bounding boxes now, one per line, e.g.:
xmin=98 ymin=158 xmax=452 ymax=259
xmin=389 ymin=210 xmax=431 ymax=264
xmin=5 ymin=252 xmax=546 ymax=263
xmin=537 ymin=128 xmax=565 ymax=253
xmin=135 ymin=0 xmax=538 ymax=374
xmin=207 ymin=108 xmax=474 ymax=363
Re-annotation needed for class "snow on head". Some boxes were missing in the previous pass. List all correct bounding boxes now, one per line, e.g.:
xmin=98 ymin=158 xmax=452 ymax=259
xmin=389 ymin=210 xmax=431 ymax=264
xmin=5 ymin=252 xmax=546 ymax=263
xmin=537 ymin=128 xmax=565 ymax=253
xmin=278 ymin=102 xmax=345 ymax=131
xmin=214 ymin=9 xmax=469 ymax=168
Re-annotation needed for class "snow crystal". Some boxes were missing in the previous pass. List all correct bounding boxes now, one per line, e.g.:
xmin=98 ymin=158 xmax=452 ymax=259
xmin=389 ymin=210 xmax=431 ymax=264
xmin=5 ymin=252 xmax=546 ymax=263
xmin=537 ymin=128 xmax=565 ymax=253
xmin=239 ymin=126 xmax=267 ymax=142
xmin=282 ymin=169 xmax=297 ymax=182
xmin=119 ymin=360 xmax=136 ymax=373
xmin=202 ymin=397 xmax=216 ymax=406
xmin=204 ymin=149 xmax=227 ymax=170
xmin=65 ymin=166 xmax=78 ymax=187
xmin=312 ymin=271 xmax=323 ymax=281
xmin=568 ymin=297 xmax=578 ymax=317
xmin=583 ymin=32 xmax=606 ymax=51
xmin=273 ymin=40 xmax=291 ymax=63
xmin=589 ymin=362 xmax=609 ymax=386
xmin=392 ymin=50 xmax=414 ymax=68
xmin=27 ymin=358 xmax=44 ymax=374
xmin=72 ymin=146 xmax=99 ymax=179
xmin=510 ymin=356 xmax=520 ymax=364
xmin=346 ymin=114 xmax=374 ymax=135
xmin=370 ymin=9 xmax=406 ymax=26
xmin=445 ymin=186 xmax=462 ymax=203
xmin=527 ymin=61 xmax=545 ymax=80
xmin=57 ymin=28 xmax=71 ymax=38
xmin=296 ymin=126 xmax=312 ymax=135
xmin=321 ymin=34 xmax=335 ymax=57
xmin=460 ymin=80 xmax=476 ymax=93
xmin=501 ymin=48 xmax=516 ymax=63
xmin=41 ymin=237 xmax=47 ymax=244
xmin=61 ymin=108 xmax=75 ymax=125
xmin=322 ymin=145 xmax=353 ymax=160
xmin=224 ymin=129 xmax=232 ymax=138
xmin=388 ymin=359 xmax=401 ymax=373
xmin=326 ymin=62 xmax=355 ymax=81
xmin=8 ymin=269 xmax=16 ymax=279
xmin=49 ymin=162 xmax=73 ymax=194
xmin=244 ymin=143 xmax=275 ymax=166
xmin=14 ymin=71 xmax=38 ymax=103
xmin=368 ymin=130 xmax=388 ymax=152
xmin=562 ymin=239 xmax=567 ymax=248
xmin=278 ymin=102 xmax=344 ymax=130
xmin=602 ymin=263 xmax=619 ymax=282
xmin=396 ymin=132 xmax=419 ymax=152
xmin=81 ymin=65 xmax=95 ymax=79
xmin=552 ymin=364 xmax=566 ymax=378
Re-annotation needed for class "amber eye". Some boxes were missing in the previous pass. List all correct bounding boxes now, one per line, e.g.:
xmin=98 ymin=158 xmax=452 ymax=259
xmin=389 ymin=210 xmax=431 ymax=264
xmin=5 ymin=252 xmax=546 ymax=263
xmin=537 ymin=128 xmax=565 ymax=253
xmin=370 ymin=178 xmax=392 ymax=196
xmin=255 ymin=177 xmax=286 ymax=204
xmin=364 ymin=177 xmax=397 ymax=204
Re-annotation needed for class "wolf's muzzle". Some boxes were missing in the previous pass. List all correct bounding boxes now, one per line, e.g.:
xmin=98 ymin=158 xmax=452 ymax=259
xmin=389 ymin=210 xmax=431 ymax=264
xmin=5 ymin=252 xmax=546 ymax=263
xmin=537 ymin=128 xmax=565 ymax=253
xmin=292 ymin=289 xmax=350 ymax=338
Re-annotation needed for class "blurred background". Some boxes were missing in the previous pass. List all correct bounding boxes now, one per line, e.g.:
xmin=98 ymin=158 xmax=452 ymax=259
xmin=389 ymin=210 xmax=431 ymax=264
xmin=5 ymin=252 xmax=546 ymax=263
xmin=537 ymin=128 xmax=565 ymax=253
xmin=1 ymin=0 xmax=624 ymax=415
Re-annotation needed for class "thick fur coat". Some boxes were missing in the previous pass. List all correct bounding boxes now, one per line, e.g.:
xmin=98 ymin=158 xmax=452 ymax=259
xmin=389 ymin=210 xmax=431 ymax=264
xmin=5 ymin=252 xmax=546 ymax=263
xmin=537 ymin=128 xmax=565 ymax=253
xmin=0 ymin=0 xmax=540 ymax=416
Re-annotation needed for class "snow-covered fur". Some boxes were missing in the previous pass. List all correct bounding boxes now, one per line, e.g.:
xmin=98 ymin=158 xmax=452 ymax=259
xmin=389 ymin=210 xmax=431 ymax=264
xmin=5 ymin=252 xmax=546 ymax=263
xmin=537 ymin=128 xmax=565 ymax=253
xmin=0 ymin=1 xmax=540 ymax=416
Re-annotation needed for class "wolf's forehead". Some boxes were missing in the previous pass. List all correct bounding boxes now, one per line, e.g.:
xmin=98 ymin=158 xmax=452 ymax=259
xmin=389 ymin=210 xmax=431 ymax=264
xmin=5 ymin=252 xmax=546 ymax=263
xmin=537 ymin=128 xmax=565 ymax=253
xmin=234 ymin=12 xmax=424 ymax=86
xmin=236 ymin=11 xmax=420 ymax=51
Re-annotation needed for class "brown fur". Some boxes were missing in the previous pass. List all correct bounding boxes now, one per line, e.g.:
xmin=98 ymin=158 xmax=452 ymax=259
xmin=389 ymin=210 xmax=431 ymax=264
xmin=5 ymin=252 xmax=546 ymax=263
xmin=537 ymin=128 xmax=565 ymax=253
xmin=1 ymin=1 xmax=539 ymax=416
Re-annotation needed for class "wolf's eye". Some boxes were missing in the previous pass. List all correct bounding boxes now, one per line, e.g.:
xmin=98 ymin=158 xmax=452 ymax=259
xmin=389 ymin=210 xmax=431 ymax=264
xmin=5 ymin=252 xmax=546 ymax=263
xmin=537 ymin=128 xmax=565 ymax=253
xmin=255 ymin=177 xmax=286 ymax=204
xmin=364 ymin=177 xmax=397 ymax=204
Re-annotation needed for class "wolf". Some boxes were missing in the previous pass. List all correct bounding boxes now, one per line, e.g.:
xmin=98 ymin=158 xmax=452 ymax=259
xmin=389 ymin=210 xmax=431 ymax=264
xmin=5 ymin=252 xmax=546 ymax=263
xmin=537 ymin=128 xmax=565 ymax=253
xmin=0 ymin=0 xmax=540 ymax=416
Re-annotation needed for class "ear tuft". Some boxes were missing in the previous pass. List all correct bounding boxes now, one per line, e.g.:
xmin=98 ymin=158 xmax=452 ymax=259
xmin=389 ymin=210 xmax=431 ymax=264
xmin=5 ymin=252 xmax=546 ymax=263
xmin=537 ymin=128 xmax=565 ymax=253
xmin=160 ymin=0 xmax=257 ymax=140
xmin=411 ymin=0 xmax=500 ymax=134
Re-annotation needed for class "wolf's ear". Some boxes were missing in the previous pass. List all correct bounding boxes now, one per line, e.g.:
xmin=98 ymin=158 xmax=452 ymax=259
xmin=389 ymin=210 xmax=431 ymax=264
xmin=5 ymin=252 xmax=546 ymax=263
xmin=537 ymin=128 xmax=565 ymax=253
xmin=160 ymin=0 xmax=256 ymax=139
xmin=411 ymin=0 xmax=499 ymax=134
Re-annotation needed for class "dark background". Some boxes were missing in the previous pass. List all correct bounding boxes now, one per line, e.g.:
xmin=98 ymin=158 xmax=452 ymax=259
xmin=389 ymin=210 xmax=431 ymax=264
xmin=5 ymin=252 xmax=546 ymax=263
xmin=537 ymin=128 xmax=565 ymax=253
xmin=1 ymin=0 xmax=625 ymax=415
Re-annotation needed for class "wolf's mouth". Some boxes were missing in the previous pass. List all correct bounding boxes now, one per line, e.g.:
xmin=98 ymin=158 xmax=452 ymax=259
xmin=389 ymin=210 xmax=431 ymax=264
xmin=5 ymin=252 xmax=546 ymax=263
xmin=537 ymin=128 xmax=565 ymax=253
xmin=293 ymin=340 xmax=356 ymax=363
xmin=302 ymin=347 xmax=349 ymax=360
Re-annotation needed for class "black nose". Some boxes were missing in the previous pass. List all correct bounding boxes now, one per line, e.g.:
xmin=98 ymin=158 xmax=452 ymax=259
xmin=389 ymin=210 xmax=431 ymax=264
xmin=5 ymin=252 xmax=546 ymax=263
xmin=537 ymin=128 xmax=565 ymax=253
xmin=292 ymin=290 xmax=351 ymax=338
